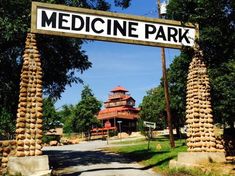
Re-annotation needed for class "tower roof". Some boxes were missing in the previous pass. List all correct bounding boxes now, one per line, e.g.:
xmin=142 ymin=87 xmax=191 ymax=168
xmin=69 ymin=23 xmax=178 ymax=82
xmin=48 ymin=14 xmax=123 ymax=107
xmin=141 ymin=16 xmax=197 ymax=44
xmin=111 ymin=86 xmax=128 ymax=92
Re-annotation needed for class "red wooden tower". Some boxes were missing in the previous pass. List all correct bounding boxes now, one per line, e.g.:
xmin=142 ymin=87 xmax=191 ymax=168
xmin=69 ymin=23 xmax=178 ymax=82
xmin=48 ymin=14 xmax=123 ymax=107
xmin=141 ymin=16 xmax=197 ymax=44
xmin=97 ymin=86 xmax=140 ymax=133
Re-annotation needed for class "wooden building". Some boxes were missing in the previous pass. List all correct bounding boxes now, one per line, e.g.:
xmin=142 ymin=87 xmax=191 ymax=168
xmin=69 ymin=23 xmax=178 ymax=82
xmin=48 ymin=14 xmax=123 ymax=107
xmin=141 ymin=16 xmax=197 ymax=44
xmin=97 ymin=86 xmax=140 ymax=133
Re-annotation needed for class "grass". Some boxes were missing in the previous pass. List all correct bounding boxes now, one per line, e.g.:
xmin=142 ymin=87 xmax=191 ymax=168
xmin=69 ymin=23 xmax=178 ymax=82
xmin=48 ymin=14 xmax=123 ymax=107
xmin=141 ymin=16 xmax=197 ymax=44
xmin=107 ymin=136 xmax=187 ymax=173
xmin=167 ymin=167 xmax=218 ymax=176
xmin=110 ymin=138 xmax=146 ymax=145
xmin=105 ymin=136 xmax=231 ymax=176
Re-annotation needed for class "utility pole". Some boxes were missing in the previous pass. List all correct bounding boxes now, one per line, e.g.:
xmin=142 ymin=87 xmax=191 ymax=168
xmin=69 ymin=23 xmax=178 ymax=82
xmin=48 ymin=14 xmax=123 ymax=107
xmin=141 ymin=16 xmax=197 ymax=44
xmin=157 ymin=0 xmax=175 ymax=148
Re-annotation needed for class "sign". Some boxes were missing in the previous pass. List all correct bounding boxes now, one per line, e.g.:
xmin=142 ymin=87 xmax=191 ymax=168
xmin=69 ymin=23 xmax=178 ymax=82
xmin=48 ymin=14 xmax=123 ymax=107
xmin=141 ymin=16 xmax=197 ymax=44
xmin=31 ymin=2 xmax=198 ymax=49
xmin=143 ymin=121 xmax=156 ymax=129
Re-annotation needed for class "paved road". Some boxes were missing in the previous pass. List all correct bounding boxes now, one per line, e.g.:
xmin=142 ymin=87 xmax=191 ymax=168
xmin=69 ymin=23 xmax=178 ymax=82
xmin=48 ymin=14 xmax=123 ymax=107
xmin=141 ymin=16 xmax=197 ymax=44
xmin=43 ymin=140 xmax=158 ymax=176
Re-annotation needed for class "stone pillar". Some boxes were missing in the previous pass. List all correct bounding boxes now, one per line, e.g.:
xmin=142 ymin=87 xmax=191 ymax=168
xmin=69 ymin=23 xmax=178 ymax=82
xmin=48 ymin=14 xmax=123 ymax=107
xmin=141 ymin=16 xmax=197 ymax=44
xmin=0 ymin=140 xmax=16 ymax=173
xmin=8 ymin=33 xmax=50 ymax=175
xmin=169 ymin=49 xmax=226 ymax=170
xmin=185 ymin=49 xmax=224 ymax=152
xmin=15 ymin=33 xmax=43 ymax=157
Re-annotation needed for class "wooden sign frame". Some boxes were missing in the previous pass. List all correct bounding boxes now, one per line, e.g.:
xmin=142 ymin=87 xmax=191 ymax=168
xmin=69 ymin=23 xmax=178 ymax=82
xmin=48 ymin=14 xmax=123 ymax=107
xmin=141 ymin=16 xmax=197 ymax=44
xmin=31 ymin=2 xmax=198 ymax=49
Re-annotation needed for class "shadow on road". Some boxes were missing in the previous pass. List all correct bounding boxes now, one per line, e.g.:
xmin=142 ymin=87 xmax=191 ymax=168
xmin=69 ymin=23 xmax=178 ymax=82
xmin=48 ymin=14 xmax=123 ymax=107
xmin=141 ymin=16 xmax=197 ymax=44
xmin=55 ymin=167 xmax=147 ymax=176
xmin=44 ymin=148 xmax=170 ymax=176
xmin=44 ymin=150 xmax=131 ymax=169
xmin=53 ymin=157 xmax=173 ymax=176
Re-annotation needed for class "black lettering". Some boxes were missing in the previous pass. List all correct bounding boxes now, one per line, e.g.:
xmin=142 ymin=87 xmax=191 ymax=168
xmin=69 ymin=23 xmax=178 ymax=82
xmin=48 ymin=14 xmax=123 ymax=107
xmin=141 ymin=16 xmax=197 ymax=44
xmin=107 ymin=19 xmax=112 ymax=35
xmin=72 ymin=15 xmax=84 ymax=31
xmin=155 ymin=26 xmax=166 ymax=41
xmin=58 ymin=13 xmax=70 ymax=30
xmin=168 ymin=27 xmax=178 ymax=42
xmin=85 ymin=17 xmax=90 ymax=32
xmin=41 ymin=11 xmax=56 ymax=28
xmin=145 ymin=24 xmax=156 ymax=39
xmin=91 ymin=18 xmax=105 ymax=34
xmin=113 ymin=20 xmax=126 ymax=36
xmin=179 ymin=29 xmax=190 ymax=43
xmin=128 ymin=22 xmax=138 ymax=38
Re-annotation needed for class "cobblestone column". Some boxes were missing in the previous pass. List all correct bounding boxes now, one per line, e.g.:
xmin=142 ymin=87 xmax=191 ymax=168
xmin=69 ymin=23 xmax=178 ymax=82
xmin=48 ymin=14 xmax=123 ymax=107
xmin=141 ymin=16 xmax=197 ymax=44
xmin=186 ymin=49 xmax=224 ymax=152
xmin=15 ymin=33 xmax=43 ymax=157
xmin=0 ymin=140 xmax=16 ymax=172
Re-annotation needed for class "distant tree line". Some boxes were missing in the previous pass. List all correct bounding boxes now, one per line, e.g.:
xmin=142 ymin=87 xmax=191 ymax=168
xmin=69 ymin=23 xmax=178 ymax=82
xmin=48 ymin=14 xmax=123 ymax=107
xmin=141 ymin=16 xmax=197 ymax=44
xmin=43 ymin=85 xmax=101 ymax=137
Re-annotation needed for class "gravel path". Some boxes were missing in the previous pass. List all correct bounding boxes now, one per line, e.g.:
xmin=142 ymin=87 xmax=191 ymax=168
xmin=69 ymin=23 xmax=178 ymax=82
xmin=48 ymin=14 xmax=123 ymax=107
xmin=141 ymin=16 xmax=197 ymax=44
xmin=43 ymin=140 xmax=159 ymax=176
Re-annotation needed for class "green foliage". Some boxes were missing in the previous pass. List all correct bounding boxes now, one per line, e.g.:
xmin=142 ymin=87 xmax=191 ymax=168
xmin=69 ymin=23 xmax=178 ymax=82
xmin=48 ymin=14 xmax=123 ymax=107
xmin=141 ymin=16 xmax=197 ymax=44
xmin=0 ymin=0 xmax=131 ymax=130
xmin=137 ymin=118 xmax=146 ymax=136
xmin=209 ymin=59 xmax=235 ymax=126
xmin=140 ymin=50 xmax=192 ymax=129
xmin=140 ymin=52 xmax=192 ymax=129
xmin=166 ymin=0 xmax=235 ymax=126
xmin=167 ymin=0 xmax=234 ymax=66
xmin=114 ymin=0 xmax=131 ymax=9
xmin=0 ymin=107 xmax=15 ymax=139
xmin=59 ymin=104 xmax=76 ymax=133
xmin=140 ymin=86 xmax=166 ymax=130
xmin=72 ymin=85 xmax=102 ymax=134
xmin=140 ymin=52 xmax=193 ymax=135
xmin=43 ymin=97 xmax=61 ymax=131
xmin=42 ymin=135 xmax=60 ymax=144
xmin=109 ymin=130 xmax=118 ymax=137
xmin=167 ymin=52 xmax=193 ymax=127
xmin=58 ymin=85 xmax=101 ymax=134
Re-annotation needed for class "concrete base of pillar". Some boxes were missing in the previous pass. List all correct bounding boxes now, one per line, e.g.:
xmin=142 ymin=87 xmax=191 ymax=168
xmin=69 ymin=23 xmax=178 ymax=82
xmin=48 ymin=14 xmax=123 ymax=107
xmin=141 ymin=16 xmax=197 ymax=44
xmin=169 ymin=152 xmax=226 ymax=169
xmin=7 ymin=155 xmax=51 ymax=176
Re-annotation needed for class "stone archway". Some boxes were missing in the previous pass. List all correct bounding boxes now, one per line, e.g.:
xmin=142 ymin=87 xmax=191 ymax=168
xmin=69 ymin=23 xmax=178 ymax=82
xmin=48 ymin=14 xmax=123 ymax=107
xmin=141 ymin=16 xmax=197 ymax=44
xmin=3 ymin=2 xmax=227 ymax=174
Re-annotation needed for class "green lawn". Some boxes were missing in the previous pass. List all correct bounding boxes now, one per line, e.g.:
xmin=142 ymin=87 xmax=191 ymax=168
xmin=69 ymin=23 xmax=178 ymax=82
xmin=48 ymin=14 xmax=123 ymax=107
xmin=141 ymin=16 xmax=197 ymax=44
xmin=107 ymin=136 xmax=187 ymax=172
xmin=110 ymin=138 xmax=146 ymax=145
xmin=105 ymin=136 xmax=230 ymax=176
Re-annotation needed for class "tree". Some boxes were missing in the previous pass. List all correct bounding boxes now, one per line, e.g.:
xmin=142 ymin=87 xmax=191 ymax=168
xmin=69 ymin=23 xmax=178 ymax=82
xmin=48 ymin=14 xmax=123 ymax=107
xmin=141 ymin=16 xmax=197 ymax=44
xmin=59 ymin=104 xmax=76 ymax=134
xmin=72 ymin=85 xmax=101 ymax=136
xmin=140 ymin=51 xmax=193 ymax=137
xmin=167 ymin=0 xmax=234 ymax=66
xmin=43 ymin=97 xmax=61 ymax=131
xmin=0 ymin=0 xmax=131 ymax=130
xmin=167 ymin=0 xmax=235 ymax=127
xmin=0 ymin=107 xmax=15 ymax=139
xmin=210 ymin=60 xmax=235 ymax=127
xmin=140 ymin=86 xmax=166 ymax=130
xmin=167 ymin=52 xmax=193 ymax=136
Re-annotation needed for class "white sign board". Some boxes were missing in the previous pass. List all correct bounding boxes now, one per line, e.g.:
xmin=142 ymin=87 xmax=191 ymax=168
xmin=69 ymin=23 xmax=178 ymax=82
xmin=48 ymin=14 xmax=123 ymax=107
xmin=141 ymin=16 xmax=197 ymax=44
xmin=143 ymin=121 xmax=156 ymax=129
xmin=31 ymin=2 xmax=197 ymax=49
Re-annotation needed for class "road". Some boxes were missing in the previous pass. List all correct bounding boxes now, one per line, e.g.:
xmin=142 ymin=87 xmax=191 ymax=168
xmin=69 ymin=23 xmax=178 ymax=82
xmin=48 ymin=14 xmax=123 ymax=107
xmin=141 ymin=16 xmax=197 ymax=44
xmin=43 ymin=140 xmax=158 ymax=176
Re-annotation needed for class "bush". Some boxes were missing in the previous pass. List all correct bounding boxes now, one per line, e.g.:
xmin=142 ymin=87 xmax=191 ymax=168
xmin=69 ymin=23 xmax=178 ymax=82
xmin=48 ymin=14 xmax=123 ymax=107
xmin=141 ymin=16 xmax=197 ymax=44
xmin=42 ymin=135 xmax=60 ymax=144
xmin=109 ymin=130 xmax=118 ymax=137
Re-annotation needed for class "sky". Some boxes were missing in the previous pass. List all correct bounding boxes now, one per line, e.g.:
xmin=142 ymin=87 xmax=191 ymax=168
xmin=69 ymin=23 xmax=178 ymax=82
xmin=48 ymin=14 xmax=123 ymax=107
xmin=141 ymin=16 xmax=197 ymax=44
xmin=55 ymin=0 xmax=180 ymax=109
